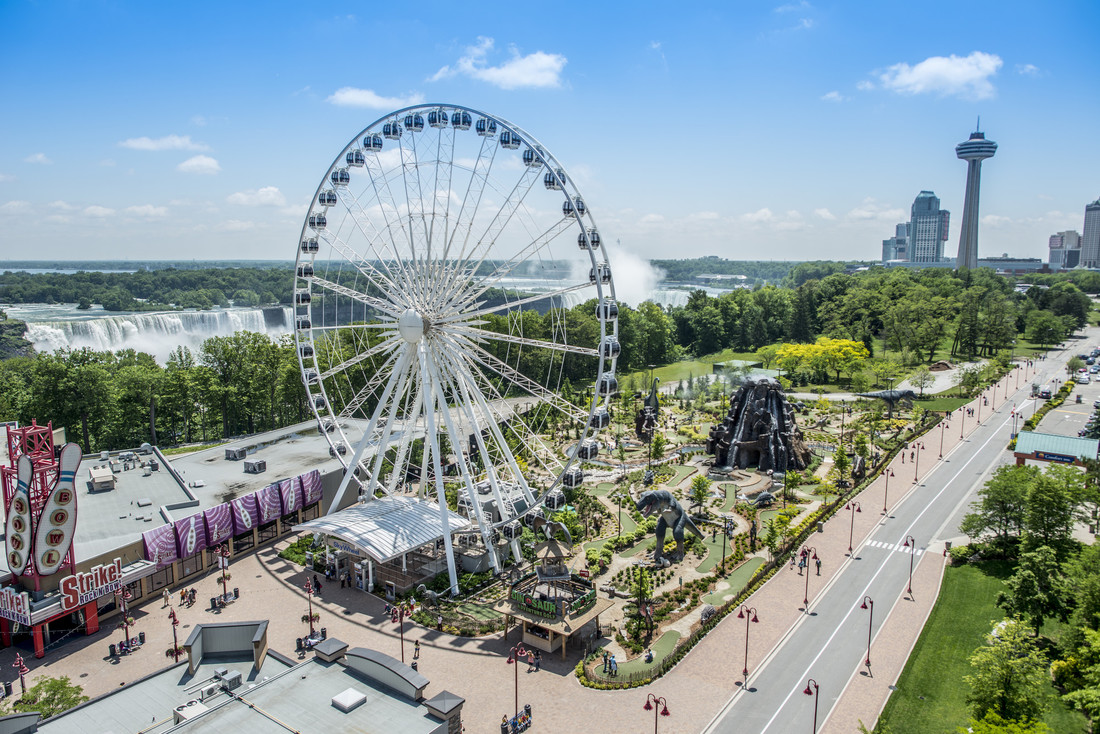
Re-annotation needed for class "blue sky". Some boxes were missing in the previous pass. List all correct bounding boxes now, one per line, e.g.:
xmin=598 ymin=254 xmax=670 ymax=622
xmin=1 ymin=0 xmax=1097 ymax=264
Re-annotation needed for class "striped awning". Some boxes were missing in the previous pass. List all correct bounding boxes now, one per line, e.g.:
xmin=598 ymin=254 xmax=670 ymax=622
xmin=294 ymin=497 xmax=471 ymax=564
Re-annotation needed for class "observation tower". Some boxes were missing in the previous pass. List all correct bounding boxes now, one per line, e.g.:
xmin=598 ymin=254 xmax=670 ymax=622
xmin=955 ymin=126 xmax=997 ymax=270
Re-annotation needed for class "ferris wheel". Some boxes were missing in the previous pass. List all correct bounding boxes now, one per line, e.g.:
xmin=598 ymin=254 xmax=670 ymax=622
xmin=293 ymin=104 xmax=619 ymax=573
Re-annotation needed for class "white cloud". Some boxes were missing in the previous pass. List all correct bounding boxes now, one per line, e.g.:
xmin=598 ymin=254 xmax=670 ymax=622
xmin=740 ymin=208 xmax=774 ymax=223
xmin=227 ymin=186 xmax=287 ymax=207
xmin=124 ymin=205 xmax=168 ymax=218
xmin=846 ymin=198 xmax=904 ymax=222
xmin=1016 ymin=63 xmax=1039 ymax=76
xmin=118 ymin=134 xmax=210 ymax=151
xmin=856 ymin=80 xmax=874 ymax=91
xmin=222 ymin=219 xmax=256 ymax=231
xmin=688 ymin=211 xmax=720 ymax=221
xmin=981 ymin=214 xmax=1012 ymax=227
xmin=813 ymin=208 xmax=836 ymax=220
xmin=48 ymin=200 xmax=77 ymax=211
xmin=178 ymin=155 xmax=221 ymax=175
xmin=191 ymin=115 xmax=207 ymax=126
xmin=326 ymin=88 xmax=424 ymax=109
xmin=24 ymin=153 xmax=52 ymax=165
xmin=0 ymin=173 xmax=13 ymax=182
xmin=821 ymin=91 xmax=845 ymax=102
xmin=430 ymin=37 xmax=566 ymax=90
xmin=0 ymin=200 xmax=31 ymax=214
xmin=639 ymin=213 xmax=665 ymax=224
xmin=775 ymin=1 xmax=811 ymax=11
xmin=83 ymin=205 xmax=115 ymax=218
xmin=877 ymin=51 xmax=1002 ymax=100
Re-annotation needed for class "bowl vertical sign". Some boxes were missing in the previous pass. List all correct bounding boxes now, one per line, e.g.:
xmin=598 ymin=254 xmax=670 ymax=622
xmin=5 ymin=456 xmax=34 ymax=576
xmin=35 ymin=443 xmax=81 ymax=576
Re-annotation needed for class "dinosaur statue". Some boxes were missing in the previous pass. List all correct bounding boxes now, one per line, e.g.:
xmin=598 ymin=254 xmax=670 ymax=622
xmin=415 ymin=584 xmax=443 ymax=607
xmin=636 ymin=489 xmax=704 ymax=567
xmin=856 ymin=389 xmax=918 ymax=418
xmin=753 ymin=491 xmax=776 ymax=507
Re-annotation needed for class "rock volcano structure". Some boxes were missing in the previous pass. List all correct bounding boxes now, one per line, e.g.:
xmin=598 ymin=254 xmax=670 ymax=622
xmin=706 ymin=376 xmax=811 ymax=474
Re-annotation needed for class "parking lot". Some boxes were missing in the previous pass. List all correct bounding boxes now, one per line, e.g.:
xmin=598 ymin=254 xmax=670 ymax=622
xmin=1034 ymin=345 xmax=1100 ymax=439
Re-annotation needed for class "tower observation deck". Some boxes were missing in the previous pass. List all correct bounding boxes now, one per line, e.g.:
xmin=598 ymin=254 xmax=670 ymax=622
xmin=955 ymin=129 xmax=997 ymax=270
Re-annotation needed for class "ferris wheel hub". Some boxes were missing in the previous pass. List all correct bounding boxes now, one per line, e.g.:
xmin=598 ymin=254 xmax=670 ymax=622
xmin=398 ymin=307 xmax=426 ymax=343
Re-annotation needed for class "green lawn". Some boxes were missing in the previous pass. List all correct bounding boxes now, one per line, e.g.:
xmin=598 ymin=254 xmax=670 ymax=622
xmin=913 ymin=396 xmax=970 ymax=412
xmin=702 ymin=557 xmax=765 ymax=604
xmin=877 ymin=561 xmax=1087 ymax=734
xmin=619 ymin=349 xmax=758 ymax=387
xmin=593 ymin=629 xmax=682 ymax=681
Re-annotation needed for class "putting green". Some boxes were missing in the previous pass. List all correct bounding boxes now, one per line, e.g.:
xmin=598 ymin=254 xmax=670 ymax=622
xmin=702 ymin=557 xmax=766 ymax=605
xmin=593 ymin=629 xmax=681 ymax=680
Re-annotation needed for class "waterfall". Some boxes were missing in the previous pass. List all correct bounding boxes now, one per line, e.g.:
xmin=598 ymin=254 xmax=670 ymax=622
xmin=20 ymin=306 xmax=293 ymax=363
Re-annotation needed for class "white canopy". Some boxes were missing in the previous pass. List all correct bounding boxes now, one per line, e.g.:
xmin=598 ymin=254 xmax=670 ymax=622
xmin=294 ymin=497 xmax=471 ymax=564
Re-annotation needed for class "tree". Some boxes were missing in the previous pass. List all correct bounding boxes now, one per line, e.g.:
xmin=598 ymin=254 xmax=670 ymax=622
xmin=1025 ymin=310 xmax=1067 ymax=349
xmin=964 ymin=618 xmax=1050 ymax=724
xmin=957 ymin=712 xmax=1050 ymax=734
xmin=831 ymin=445 xmax=852 ymax=489
xmin=689 ymin=475 xmax=711 ymax=514
xmin=631 ymin=567 xmax=653 ymax=630
xmin=910 ymin=365 xmax=935 ymax=396
xmin=3 ymin=676 xmax=88 ymax=719
xmin=650 ymin=432 xmax=667 ymax=465
xmin=1022 ymin=465 xmax=1083 ymax=561
xmin=1068 ymin=356 xmax=1087 ymax=375
xmin=959 ymin=465 xmax=1036 ymax=554
xmin=996 ymin=545 xmax=1069 ymax=636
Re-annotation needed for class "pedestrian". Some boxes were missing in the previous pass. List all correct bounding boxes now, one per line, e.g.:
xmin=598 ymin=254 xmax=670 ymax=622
xmin=712 ymin=528 xmax=716 ymax=542
xmin=163 ymin=589 xmax=170 ymax=607
xmin=414 ymin=640 xmax=420 ymax=659
xmin=437 ymin=614 xmax=443 ymax=632
xmin=789 ymin=555 xmax=796 ymax=570
xmin=180 ymin=589 xmax=187 ymax=606
xmin=797 ymin=556 xmax=806 ymax=575
xmin=602 ymin=650 xmax=609 ymax=673
xmin=815 ymin=557 xmax=822 ymax=576
xmin=313 ymin=574 xmax=323 ymax=593
xmin=527 ymin=651 xmax=535 ymax=672
xmin=910 ymin=450 xmax=914 ymax=462
xmin=535 ymin=650 xmax=541 ymax=671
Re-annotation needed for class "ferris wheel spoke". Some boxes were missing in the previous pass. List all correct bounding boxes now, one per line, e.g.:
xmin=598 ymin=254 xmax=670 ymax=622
xmin=337 ymin=349 xmax=402 ymax=418
xmin=398 ymin=131 xmax=430 ymax=293
xmin=307 ymin=321 xmax=394 ymax=332
xmin=435 ymin=282 xmax=593 ymax=325
xmin=449 ymin=326 xmax=598 ymax=358
xmin=317 ymin=334 xmax=402 ymax=382
xmin=444 ymin=333 xmax=588 ymax=425
xmin=311 ymin=275 xmax=402 ymax=318
xmin=329 ymin=194 xmax=414 ymax=295
xmin=360 ymin=140 xmax=418 ymax=283
xmin=319 ymin=227 xmax=408 ymax=306
xmin=383 ymin=365 xmax=426 ymax=496
xmin=361 ymin=352 xmax=419 ymax=497
xmin=445 ymin=134 xmax=499 ymax=265
xmin=456 ymin=165 xmax=541 ymax=281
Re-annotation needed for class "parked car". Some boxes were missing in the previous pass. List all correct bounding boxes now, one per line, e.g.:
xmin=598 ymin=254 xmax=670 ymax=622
xmin=1090 ymin=365 xmax=1099 ymax=374
xmin=1078 ymin=375 xmax=1091 ymax=385
xmin=1093 ymin=399 xmax=1100 ymax=409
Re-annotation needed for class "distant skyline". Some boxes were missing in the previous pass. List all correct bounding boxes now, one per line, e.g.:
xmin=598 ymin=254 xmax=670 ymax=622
xmin=1 ymin=1 xmax=1097 ymax=264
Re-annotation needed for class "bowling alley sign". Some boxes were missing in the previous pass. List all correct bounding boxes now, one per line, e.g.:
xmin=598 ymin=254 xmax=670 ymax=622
xmin=5 ymin=443 xmax=81 ymax=580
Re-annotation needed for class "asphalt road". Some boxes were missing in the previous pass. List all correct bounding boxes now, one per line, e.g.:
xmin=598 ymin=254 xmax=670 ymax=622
xmin=705 ymin=380 xmax=1038 ymax=733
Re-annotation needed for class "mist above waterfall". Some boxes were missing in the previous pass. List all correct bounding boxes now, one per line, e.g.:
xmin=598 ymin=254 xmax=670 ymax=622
xmin=12 ymin=305 xmax=292 ymax=363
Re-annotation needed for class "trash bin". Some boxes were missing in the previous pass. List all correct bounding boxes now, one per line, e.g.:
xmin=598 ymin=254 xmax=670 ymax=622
xmin=296 ymin=637 xmax=303 ymax=651
xmin=139 ymin=631 xmax=146 ymax=645
xmin=321 ymin=627 xmax=327 ymax=640
xmin=211 ymin=597 xmax=218 ymax=610
xmin=524 ymin=703 xmax=532 ymax=718
xmin=109 ymin=643 xmax=117 ymax=658
xmin=2 ymin=681 xmax=11 ymax=697
xmin=816 ymin=521 xmax=824 ymax=533
xmin=411 ymin=661 xmax=418 ymax=671
xmin=233 ymin=587 xmax=240 ymax=599
xmin=501 ymin=721 xmax=509 ymax=734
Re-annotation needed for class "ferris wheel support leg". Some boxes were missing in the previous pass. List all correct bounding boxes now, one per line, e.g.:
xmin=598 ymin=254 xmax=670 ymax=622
xmin=510 ymin=540 xmax=523 ymax=567
xmin=424 ymin=352 xmax=502 ymax=574
xmin=420 ymin=348 xmax=461 ymax=595
xmin=330 ymin=348 xmax=413 ymax=512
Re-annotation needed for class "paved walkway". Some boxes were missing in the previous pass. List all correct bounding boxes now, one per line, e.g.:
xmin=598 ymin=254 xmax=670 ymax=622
xmin=2 ymin=365 xmax=1042 ymax=733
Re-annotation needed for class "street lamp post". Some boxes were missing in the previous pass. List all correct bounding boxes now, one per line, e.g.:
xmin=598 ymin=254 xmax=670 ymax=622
xmin=846 ymin=501 xmax=861 ymax=552
xmin=169 ymin=608 xmax=181 ymax=662
xmin=214 ymin=543 xmax=231 ymax=601
xmin=507 ymin=644 xmax=530 ymax=721
xmin=303 ymin=578 xmax=317 ymax=638
xmin=737 ymin=605 xmax=759 ymax=678
xmin=720 ymin=517 xmax=727 ymax=572
xmin=643 ymin=694 xmax=670 ymax=734
xmin=860 ymin=596 xmax=874 ymax=667
xmin=939 ymin=420 xmax=945 ymax=458
xmin=13 ymin=653 xmax=28 ymax=695
xmin=912 ymin=442 xmax=925 ymax=484
xmin=902 ymin=535 xmax=917 ymax=594
xmin=800 ymin=546 xmax=819 ymax=608
xmin=881 ymin=469 xmax=894 ymax=515
xmin=840 ymin=401 xmax=846 ymax=450
xmin=803 ymin=678 xmax=820 ymax=733
xmin=115 ymin=587 xmax=133 ymax=647
xmin=395 ymin=601 xmax=412 ymax=662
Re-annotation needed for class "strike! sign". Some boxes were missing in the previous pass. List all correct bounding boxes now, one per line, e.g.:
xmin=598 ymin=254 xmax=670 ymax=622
xmin=60 ymin=558 xmax=123 ymax=612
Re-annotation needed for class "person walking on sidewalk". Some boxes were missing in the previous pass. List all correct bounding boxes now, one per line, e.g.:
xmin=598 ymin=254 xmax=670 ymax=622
xmin=414 ymin=640 xmax=420 ymax=659
xmin=534 ymin=650 xmax=541 ymax=671
xmin=815 ymin=557 xmax=822 ymax=576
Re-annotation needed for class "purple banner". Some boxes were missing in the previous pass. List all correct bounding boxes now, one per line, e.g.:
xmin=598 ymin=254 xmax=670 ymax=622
xmin=230 ymin=493 xmax=259 ymax=535
xmin=174 ymin=513 xmax=208 ymax=558
xmin=142 ymin=525 xmax=178 ymax=567
xmin=204 ymin=503 xmax=234 ymax=544
xmin=300 ymin=469 xmax=323 ymax=506
xmin=279 ymin=478 xmax=301 ymax=516
xmin=256 ymin=485 xmax=281 ymax=525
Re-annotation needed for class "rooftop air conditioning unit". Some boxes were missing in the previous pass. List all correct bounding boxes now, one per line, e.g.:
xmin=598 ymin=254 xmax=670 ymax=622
xmin=174 ymin=700 xmax=208 ymax=725
xmin=201 ymin=684 xmax=219 ymax=700
xmin=225 ymin=448 xmax=247 ymax=461
xmin=221 ymin=670 xmax=242 ymax=691
xmin=243 ymin=459 xmax=266 ymax=475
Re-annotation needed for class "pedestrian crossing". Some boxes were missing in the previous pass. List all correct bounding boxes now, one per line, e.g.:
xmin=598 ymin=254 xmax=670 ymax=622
xmin=865 ymin=540 xmax=923 ymax=555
